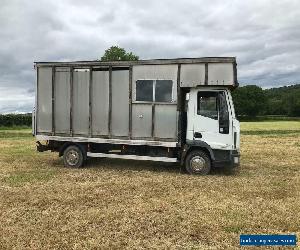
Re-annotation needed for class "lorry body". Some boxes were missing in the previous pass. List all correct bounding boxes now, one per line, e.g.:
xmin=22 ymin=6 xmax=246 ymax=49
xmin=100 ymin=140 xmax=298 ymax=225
xmin=33 ymin=57 xmax=240 ymax=175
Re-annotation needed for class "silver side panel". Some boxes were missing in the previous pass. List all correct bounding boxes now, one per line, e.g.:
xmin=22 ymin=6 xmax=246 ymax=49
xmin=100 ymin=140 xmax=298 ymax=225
xmin=132 ymin=65 xmax=178 ymax=102
xmin=54 ymin=68 xmax=70 ymax=134
xmin=87 ymin=152 xmax=178 ymax=162
xmin=37 ymin=67 xmax=52 ymax=133
xmin=111 ymin=70 xmax=129 ymax=136
xmin=180 ymin=64 xmax=205 ymax=87
xmin=208 ymin=63 xmax=234 ymax=85
xmin=132 ymin=104 xmax=152 ymax=138
xmin=36 ymin=135 xmax=177 ymax=147
xmin=73 ymin=69 xmax=89 ymax=135
xmin=154 ymin=105 xmax=177 ymax=139
xmin=92 ymin=70 xmax=109 ymax=136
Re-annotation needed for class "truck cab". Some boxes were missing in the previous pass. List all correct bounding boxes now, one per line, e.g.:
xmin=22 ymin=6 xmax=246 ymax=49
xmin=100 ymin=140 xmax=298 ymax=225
xmin=182 ymin=87 xmax=240 ymax=174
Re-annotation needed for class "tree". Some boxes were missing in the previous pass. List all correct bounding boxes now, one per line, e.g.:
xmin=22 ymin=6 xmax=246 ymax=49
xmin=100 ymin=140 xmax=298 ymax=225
xmin=232 ymin=85 xmax=267 ymax=117
xmin=265 ymin=84 xmax=300 ymax=116
xmin=100 ymin=46 xmax=139 ymax=61
xmin=283 ymin=93 xmax=300 ymax=117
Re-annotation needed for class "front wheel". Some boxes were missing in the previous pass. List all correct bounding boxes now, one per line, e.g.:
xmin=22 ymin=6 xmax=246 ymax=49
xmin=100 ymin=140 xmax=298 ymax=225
xmin=185 ymin=150 xmax=211 ymax=175
xmin=63 ymin=145 xmax=84 ymax=168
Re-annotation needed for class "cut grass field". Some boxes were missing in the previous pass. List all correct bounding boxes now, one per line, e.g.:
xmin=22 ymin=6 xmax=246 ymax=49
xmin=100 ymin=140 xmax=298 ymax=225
xmin=0 ymin=121 xmax=299 ymax=249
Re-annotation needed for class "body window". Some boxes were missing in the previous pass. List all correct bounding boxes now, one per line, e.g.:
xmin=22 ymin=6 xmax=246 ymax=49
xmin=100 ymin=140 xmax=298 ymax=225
xmin=197 ymin=91 xmax=218 ymax=120
xmin=135 ymin=80 xmax=173 ymax=103
xmin=136 ymin=80 xmax=153 ymax=102
xmin=155 ymin=80 xmax=173 ymax=102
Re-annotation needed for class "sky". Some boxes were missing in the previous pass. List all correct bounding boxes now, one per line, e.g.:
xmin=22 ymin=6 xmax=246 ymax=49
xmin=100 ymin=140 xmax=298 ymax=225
xmin=0 ymin=0 xmax=300 ymax=113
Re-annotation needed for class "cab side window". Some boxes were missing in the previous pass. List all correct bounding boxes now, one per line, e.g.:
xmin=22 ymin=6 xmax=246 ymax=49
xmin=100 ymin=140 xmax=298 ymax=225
xmin=197 ymin=91 xmax=218 ymax=120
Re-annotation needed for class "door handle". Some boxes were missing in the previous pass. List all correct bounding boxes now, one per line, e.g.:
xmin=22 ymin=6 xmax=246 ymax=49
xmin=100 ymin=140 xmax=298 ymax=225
xmin=194 ymin=132 xmax=202 ymax=138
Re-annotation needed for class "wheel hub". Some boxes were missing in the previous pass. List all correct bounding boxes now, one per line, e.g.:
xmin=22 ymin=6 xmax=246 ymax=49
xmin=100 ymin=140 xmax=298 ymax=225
xmin=190 ymin=156 xmax=206 ymax=172
xmin=66 ymin=150 xmax=79 ymax=166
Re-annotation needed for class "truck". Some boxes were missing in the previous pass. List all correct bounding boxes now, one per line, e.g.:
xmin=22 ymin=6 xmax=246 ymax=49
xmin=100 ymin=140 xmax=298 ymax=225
xmin=33 ymin=57 xmax=240 ymax=175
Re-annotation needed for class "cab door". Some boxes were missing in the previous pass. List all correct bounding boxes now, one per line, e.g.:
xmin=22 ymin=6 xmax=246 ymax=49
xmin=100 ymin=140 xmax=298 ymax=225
xmin=187 ymin=89 xmax=232 ymax=150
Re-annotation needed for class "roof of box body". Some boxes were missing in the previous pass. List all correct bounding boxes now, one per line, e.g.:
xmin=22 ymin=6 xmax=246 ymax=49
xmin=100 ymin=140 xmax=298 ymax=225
xmin=34 ymin=57 xmax=236 ymax=67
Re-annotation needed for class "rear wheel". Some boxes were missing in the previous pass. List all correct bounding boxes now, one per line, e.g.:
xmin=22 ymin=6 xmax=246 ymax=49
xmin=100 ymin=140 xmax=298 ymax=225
xmin=63 ymin=145 xmax=84 ymax=168
xmin=185 ymin=150 xmax=211 ymax=175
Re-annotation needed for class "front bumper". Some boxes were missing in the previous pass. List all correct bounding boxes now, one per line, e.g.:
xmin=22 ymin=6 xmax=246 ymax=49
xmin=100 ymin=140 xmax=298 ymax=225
xmin=212 ymin=149 xmax=240 ymax=168
xmin=230 ymin=150 xmax=240 ymax=168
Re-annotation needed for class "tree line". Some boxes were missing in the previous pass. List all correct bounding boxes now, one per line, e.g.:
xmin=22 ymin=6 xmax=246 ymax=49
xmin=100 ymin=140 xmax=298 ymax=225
xmin=232 ymin=84 xmax=300 ymax=117
xmin=0 ymin=113 xmax=32 ymax=127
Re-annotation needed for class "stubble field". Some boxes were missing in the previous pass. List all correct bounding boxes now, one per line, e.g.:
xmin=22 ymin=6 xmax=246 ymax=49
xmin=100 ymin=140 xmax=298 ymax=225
xmin=0 ymin=121 xmax=299 ymax=249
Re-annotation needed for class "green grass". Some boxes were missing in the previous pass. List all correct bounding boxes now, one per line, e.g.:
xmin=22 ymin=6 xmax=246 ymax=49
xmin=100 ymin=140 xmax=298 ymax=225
xmin=0 ymin=127 xmax=32 ymax=139
xmin=237 ymin=115 xmax=300 ymax=121
xmin=2 ymin=169 xmax=57 ymax=187
xmin=0 ymin=125 xmax=31 ymax=130
xmin=241 ymin=130 xmax=300 ymax=136
xmin=0 ymin=131 xmax=32 ymax=139
xmin=241 ymin=120 xmax=300 ymax=136
xmin=241 ymin=120 xmax=300 ymax=131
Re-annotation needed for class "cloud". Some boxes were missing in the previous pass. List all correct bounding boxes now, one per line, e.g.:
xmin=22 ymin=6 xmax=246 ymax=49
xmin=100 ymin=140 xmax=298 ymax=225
xmin=0 ymin=0 xmax=300 ymax=112
xmin=0 ymin=87 xmax=34 ymax=113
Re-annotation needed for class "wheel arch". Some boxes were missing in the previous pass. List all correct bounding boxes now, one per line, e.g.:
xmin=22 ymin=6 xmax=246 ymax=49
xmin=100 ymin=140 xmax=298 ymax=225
xmin=180 ymin=140 xmax=215 ymax=166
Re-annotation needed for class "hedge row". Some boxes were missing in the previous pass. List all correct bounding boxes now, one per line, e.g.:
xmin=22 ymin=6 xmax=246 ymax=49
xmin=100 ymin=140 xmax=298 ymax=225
xmin=0 ymin=114 xmax=32 ymax=127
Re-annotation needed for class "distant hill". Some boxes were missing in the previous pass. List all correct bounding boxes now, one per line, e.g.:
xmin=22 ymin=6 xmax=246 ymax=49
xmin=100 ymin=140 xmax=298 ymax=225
xmin=264 ymin=84 xmax=300 ymax=116
xmin=232 ymin=84 xmax=300 ymax=117
xmin=265 ymin=84 xmax=300 ymax=96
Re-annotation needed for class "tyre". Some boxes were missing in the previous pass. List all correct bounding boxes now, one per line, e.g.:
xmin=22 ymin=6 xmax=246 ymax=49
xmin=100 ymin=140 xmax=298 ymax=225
xmin=63 ymin=145 xmax=84 ymax=168
xmin=185 ymin=150 xmax=211 ymax=175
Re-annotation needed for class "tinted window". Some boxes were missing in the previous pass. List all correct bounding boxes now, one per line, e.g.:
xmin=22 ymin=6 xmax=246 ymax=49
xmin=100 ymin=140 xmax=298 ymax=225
xmin=218 ymin=91 xmax=229 ymax=133
xmin=136 ymin=80 xmax=153 ymax=102
xmin=197 ymin=91 xmax=218 ymax=120
xmin=155 ymin=80 xmax=173 ymax=102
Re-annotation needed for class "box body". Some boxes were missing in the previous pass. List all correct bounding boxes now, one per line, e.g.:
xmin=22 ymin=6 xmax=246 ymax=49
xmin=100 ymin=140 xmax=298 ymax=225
xmin=34 ymin=57 xmax=237 ymax=144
